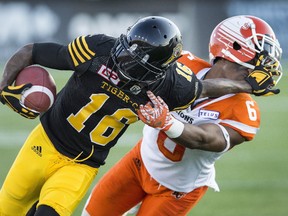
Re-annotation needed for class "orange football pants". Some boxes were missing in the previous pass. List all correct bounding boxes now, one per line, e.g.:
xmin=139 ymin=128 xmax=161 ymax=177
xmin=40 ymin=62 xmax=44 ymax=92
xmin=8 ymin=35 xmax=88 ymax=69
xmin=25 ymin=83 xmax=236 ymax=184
xmin=85 ymin=140 xmax=208 ymax=216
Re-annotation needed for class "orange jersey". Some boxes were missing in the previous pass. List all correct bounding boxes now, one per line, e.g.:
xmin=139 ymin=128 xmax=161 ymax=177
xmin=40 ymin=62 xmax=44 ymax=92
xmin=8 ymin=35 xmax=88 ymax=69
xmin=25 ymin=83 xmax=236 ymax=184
xmin=141 ymin=51 xmax=260 ymax=192
xmin=178 ymin=50 xmax=212 ymax=73
xmin=179 ymin=50 xmax=260 ymax=140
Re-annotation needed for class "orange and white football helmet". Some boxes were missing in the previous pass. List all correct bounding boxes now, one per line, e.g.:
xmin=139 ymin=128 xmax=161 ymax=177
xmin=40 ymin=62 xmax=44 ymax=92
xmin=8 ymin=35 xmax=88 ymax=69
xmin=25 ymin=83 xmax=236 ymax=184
xmin=209 ymin=15 xmax=282 ymax=83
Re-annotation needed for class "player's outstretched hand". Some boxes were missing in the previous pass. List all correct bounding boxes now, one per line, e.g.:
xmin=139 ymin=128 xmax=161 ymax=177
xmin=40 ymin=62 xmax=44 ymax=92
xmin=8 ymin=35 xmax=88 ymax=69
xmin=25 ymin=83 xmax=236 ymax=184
xmin=246 ymin=51 xmax=281 ymax=96
xmin=137 ymin=91 xmax=185 ymax=138
xmin=137 ymin=91 xmax=173 ymax=130
xmin=0 ymin=84 xmax=39 ymax=119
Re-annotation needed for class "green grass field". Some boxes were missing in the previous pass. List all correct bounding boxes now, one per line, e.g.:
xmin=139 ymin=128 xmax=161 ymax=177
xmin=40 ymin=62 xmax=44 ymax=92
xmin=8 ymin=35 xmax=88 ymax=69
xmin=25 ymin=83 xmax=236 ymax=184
xmin=0 ymin=68 xmax=287 ymax=216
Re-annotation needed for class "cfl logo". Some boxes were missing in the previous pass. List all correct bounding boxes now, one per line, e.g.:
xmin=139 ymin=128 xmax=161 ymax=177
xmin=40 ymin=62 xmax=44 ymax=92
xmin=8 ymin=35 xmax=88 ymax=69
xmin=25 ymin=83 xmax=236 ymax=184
xmin=130 ymin=85 xmax=141 ymax=95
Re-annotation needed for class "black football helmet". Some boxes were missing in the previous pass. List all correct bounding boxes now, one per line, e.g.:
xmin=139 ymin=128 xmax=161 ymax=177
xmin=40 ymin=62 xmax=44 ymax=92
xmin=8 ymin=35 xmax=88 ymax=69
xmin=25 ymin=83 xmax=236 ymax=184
xmin=111 ymin=16 xmax=183 ymax=94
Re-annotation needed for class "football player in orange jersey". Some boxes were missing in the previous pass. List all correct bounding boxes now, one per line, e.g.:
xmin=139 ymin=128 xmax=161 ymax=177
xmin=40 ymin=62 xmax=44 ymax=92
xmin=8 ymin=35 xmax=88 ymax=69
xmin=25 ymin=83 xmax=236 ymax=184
xmin=82 ymin=15 xmax=283 ymax=216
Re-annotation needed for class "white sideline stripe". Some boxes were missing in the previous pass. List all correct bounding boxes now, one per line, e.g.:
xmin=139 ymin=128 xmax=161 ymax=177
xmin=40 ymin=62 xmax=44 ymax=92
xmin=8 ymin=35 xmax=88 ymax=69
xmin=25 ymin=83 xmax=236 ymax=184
xmin=0 ymin=131 xmax=140 ymax=148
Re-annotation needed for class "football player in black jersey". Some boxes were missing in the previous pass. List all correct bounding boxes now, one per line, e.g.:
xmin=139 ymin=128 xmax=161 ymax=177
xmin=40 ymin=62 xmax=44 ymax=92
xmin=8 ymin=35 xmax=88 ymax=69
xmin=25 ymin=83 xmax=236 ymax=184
xmin=0 ymin=16 xmax=279 ymax=215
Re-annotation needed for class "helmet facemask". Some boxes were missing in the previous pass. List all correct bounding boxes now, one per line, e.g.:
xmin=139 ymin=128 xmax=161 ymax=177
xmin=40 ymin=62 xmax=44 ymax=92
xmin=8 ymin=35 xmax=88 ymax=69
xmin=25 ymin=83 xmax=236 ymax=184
xmin=247 ymin=26 xmax=283 ymax=85
xmin=111 ymin=34 xmax=167 ymax=88
xmin=110 ymin=16 xmax=183 ymax=94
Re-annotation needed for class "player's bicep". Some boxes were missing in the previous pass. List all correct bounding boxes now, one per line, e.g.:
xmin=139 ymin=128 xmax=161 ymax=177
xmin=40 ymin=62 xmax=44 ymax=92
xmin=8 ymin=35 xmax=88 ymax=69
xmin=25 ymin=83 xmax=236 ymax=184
xmin=67 ymin=35 xmax=96 ymax=70
xmin=197 ymin=123 xmax=229 ymax=152
xmin=32 ymin=43 xmax=74 ymax=70
xmin=199 ymin=124 xmax=245 ymax=151
xmin=175 ymin=123 xmax=229 ymax=152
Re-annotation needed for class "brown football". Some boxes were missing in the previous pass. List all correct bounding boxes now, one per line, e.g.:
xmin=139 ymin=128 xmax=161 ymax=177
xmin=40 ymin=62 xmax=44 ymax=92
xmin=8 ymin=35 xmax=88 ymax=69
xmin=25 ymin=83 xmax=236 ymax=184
xmin=15 ymin=65 xmax=56 ymax=113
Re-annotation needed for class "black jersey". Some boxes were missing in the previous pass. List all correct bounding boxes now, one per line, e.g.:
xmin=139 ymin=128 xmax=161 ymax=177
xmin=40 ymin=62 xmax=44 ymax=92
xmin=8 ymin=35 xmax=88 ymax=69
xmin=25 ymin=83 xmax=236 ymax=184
xmin=32 ymin=34 xmax=202 ymax=168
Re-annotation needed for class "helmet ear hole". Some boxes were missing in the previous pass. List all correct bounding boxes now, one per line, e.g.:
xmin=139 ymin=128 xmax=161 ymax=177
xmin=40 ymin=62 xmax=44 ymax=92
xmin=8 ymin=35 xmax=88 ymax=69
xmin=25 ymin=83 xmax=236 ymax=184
xmin=233 ymin=42 xmax=241 ymax=50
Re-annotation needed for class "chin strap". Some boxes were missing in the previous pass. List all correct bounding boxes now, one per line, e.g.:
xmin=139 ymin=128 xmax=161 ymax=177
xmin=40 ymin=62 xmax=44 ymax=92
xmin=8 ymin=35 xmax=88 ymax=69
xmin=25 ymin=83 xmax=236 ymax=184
xmin=221 ymin=49 xmax=255 ymax=69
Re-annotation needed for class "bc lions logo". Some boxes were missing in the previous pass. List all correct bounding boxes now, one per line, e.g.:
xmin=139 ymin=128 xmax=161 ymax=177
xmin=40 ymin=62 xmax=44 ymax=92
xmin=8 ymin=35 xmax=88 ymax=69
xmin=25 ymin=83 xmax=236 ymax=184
xmin=171 ymin=191 xmax=187 ymax=200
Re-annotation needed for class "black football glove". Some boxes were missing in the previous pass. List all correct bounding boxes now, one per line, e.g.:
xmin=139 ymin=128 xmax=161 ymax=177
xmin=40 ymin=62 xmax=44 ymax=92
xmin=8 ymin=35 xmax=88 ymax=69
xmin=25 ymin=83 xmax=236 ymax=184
xmin=245 ymin=51 xmax=281 ymax=96
xmin=0 ymin=83 xmax=39 ymax=119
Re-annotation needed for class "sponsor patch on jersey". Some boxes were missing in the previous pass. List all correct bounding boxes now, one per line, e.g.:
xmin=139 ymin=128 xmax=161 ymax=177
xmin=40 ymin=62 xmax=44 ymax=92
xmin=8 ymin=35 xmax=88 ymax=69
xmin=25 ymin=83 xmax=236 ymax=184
xmin=97 ymin=65 xmax=120 ymax=85
xmin=198 ymin=109 xmax=219 ymax=120
xmin=175 ymin=110 xmax=194 ymax=124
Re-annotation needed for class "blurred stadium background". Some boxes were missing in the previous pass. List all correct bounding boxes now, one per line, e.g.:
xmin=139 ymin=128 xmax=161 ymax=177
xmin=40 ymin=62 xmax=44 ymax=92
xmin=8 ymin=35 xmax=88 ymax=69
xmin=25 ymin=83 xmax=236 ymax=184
xmin=0 ymin=0 xmax=287 ymax=215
